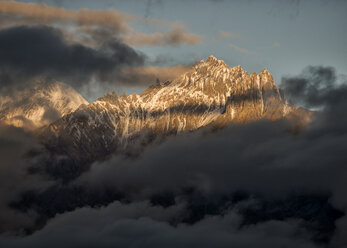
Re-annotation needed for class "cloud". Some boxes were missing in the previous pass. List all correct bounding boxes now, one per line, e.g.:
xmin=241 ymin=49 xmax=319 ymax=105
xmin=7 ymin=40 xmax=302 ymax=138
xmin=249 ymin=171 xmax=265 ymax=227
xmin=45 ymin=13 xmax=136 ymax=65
xmin=125 ymin=25 xmax=203 ymax=47
xmin=228 ymin=43 xmax=249 ymax=54
xmin=331 ymin=215 xmax=347 ymax=248
xmin=0 ymin=0 xmax=202 ymax=47
xmin=77 ymin=118 xmax=346 ymax=202
xmin=0 ymin=1 xmax=131 ymax=32
xmin=0 ymin=201 xmax=317 ymax=248
xmin=0 ymin=2 xmax=202 ymax=96
xmin=1 ymin=65 xmax=347 ymax=247
xmin=77 ymin=64 xmax=192 ymax=100
xmin=0 ymin=24 xmax=195 ymax=98
xmin=0 ymin=122 xmax=52 ymax=233
xmin=0 ymin=25 xmax=145 ymax=90
xmin=69 ymin=65 xmax=346 ymax=245
xmin=280 ymin=66 xmax=342 ymax=108
xmin=118 ymin=64 xmax=192 ymax=86
xmin=0 ymin=79 xmax=88 ymax=129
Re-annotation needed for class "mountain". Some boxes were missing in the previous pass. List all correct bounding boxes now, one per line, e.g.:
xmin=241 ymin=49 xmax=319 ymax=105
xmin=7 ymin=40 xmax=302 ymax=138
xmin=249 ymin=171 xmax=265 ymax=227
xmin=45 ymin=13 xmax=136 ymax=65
xmin=43 ymin=56 xmax=310 ymax=171
xmin=11 ymin=57 xmax=327 ymax=239
xmin=0 ymin=80 xmax=88 ymax=129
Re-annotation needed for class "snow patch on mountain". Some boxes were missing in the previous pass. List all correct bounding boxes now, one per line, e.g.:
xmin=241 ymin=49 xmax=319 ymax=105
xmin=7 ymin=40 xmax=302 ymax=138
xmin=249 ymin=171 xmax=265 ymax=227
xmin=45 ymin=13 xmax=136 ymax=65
xmin=0 ymin=80 xmax=88 ymax=129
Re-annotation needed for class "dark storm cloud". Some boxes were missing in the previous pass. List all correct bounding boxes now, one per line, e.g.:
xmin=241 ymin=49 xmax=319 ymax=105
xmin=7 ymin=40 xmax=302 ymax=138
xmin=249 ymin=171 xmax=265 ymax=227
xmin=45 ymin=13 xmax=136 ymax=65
xmin=0 ymin=24 xmax=193 ymax=98
xmin=77 ymin=118 xmax=346 ymax=203
xmin=75 ymin=65 xmax=347 ymax=203
xmin=0 ymin=1 xmax=203 ymax=47
xmin=1 ymin=66 xmax=347 ymax=247
xmin=280 ymin=66 xmax=340 ymax=108
xmin=281 ymin=66 xmax=347 ymax=135
xmin=71 ymin=66 xmax=347 ymax=246
xmin=0 ymin=201 xmax=316 ymax=248
xmin=0 ymin=25 xmax=145 ymax=90
xmin=0 ymin=1 xmax=202 ymax=97
xmin=0 ymin=123 xmax=52 ymax=233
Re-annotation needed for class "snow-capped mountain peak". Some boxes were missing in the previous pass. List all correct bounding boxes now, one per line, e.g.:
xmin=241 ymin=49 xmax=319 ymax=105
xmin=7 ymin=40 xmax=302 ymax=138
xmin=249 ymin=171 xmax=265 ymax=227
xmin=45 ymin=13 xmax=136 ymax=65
xmin=43 ymin=56 xmax=308 ymax=167
xmin=0 ymin=79 xmax=88 ymax=129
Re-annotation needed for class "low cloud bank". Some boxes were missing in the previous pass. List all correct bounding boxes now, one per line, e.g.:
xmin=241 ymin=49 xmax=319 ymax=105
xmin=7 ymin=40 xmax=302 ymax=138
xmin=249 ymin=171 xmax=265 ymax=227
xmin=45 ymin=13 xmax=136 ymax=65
xmin=0 ymin=66 xmax=346 ymax=247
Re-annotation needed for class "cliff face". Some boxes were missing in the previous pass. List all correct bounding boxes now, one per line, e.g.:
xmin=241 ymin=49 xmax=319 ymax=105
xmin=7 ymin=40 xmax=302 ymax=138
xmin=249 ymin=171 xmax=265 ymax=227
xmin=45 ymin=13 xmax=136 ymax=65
xmin=43 ymin=56 xmax=305 ymax=165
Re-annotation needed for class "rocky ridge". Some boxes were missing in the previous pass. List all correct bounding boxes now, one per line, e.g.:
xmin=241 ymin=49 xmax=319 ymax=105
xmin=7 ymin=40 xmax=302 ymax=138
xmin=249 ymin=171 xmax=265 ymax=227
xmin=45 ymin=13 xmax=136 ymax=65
xmin=43 ymin=56 xmax=307 ymax=167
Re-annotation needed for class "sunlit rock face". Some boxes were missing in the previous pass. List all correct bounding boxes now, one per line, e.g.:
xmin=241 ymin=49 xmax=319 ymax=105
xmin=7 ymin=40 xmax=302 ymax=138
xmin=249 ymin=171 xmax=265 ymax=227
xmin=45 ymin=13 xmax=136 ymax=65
xmin=43 ymin=56 xmax=309 ymax=166
xmin=0 ymin=80 xmax=88 ymax=130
